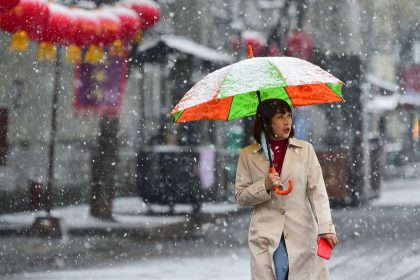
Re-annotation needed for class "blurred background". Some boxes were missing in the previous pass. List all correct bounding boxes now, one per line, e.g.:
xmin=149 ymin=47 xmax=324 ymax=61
xmin=0 ymin=0 xmax=418 ymax=213
xmin=0 ymin=0 xmax=419 ymax=279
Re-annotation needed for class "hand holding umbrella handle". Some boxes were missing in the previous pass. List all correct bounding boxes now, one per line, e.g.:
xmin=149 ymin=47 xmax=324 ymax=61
xmin=270 ymin=167 xmax=294 ymax=195
xmin=274 ymin=179 xmax=294 ymax=195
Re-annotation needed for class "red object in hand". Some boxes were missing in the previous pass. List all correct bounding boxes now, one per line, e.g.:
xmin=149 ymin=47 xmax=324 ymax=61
xmin=317 ymin=238 xmax=333 ymax=260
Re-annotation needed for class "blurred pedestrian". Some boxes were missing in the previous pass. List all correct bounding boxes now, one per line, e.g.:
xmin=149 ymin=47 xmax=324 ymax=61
xmin=235 ymin=99 xmax=338 ymax=280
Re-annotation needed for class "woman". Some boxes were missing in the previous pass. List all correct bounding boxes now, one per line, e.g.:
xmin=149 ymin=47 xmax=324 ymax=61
xmin=235 ymin=99 xmax=338 ymax=280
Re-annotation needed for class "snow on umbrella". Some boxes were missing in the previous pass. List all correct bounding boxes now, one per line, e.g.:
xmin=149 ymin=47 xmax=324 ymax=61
xmin=170 ymin=49 xmax=344 ymax=195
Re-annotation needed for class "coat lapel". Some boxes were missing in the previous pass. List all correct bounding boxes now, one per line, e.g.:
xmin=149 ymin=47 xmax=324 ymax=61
xmin=280 ymin=145 xmax=301 ymax=184
xmin=248 ymin=145 xmax=270 ymax=174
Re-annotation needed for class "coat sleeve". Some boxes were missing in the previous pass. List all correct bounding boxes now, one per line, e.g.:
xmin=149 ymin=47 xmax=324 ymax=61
xmin=306 ymin=143 xmax=336 ymax=235
xmin=235 ymin=149 xmax=271 ymax=206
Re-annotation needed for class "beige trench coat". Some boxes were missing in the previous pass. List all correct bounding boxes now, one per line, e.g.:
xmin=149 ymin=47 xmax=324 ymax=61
xmin=235 ymin=137 xmax=335 ymax=280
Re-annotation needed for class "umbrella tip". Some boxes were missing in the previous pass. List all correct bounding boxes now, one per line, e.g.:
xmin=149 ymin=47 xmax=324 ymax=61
xmin=247 ymin=45 xmax=254 ymax=58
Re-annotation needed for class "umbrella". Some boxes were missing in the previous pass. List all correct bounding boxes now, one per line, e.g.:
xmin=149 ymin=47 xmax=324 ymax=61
xmin=170 ymin=47 xmax=344 ymax=195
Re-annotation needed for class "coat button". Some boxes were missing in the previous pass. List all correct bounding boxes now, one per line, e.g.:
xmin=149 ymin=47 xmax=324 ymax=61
xmin=284 ymin=233 xmax=289 ymax=239
xmin=279 ymin=208 xmax=285 ymax=215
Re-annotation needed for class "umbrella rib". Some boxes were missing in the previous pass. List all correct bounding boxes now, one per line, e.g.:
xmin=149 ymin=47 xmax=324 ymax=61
xmin=284 ymin=87 xmax=296 ymax=108
xmin=267 ymin=59 xmax=287 ymax=85
xmin=225 ymin=96 xmax=236 ymax=121
xmin=174 ymin=110 xmax=184 ymax=122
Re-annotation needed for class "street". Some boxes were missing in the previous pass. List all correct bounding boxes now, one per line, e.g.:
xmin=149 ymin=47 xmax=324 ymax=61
xmin=1 ymin=179 xmax=420 ymax=280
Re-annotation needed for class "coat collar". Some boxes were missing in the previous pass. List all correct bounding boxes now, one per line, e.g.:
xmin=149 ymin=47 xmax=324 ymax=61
xmin=251 ymin=137 xmax=304 ymax=154
xmin=249 ymin=137 xmax=303 ymax=183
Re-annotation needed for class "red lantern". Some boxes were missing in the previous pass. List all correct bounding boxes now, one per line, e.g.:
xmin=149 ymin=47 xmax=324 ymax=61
xmin=121 ymin=0 xmax=160 ymax=30
xmin=96 ymin=8 xmax=121 ymax=46
xmin=242 ymin=30 xmax=266 ymax=57
xmin=0 ymin=0 xmax=49 ymax=38
xmin=71 ymin=9 xmax=104 ymax=63
xmin=268 ymin=42 xmax=281 ymax=57
xmin=0 ymin=0 xmax=20 ymax=14
xmin=61 ymin=9 xmax=81 ymax=46
xmin=72 ymin=9 xmax=101 ymax=47
xmin=230 ymin=34 xmax=241 ymax=51
xmin=285 ymin=31 xmax=314 ymax=61
xmin=112 ymin=6 xmax=140 ymax=43
xmin=42 ymin=3 xmax=73 ymax=44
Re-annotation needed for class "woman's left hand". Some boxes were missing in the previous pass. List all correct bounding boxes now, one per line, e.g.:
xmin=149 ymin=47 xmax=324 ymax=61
xmin=317 ymin=233 xmax=338 ymax=248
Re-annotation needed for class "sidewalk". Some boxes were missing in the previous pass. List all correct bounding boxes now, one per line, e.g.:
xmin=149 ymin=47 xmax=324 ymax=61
xmin=0 ymin=197 xmax=244 ymax=237
xmin=371 ymin=177 xmax=420 ymax=207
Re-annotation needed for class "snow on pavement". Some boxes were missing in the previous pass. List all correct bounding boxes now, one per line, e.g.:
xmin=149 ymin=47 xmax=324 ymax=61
xmin=9 ymin=238 xmax=420 ymax=280
xmin=371 ymin=178 xmax=420 ymax=207
xmin=0 ymin=198 xmax=240 ymax=231
xmin=9 ymin=249 xmax=251 ymax=280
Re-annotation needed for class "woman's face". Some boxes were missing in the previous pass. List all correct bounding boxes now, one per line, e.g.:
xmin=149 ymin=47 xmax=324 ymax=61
xmin=270 ymin=111 xmax=292 ymax=140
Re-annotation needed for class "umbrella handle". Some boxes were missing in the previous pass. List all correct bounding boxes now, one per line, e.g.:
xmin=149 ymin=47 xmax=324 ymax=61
xmin=270 ymin=167 xmax=294 ymax=195
xmin=274 ymin=179 xmax=294 ymax=195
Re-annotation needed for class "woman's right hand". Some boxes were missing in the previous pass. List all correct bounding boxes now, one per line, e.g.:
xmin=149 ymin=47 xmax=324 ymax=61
xmin=265 ymin=171 xmax=281 ymax=191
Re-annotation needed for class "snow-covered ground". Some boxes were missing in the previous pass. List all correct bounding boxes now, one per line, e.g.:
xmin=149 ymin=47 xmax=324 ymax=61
xmin=371 ymin=177 xmax=420 ymax=207
xmin=9 ymin=237 xmax=420 ymax=280
xmin=2 ymin=177 xmax=420 ymax=280
xmin=0 ymin=198 xmax=240 ymax=231
xmin=2 ymin=177 xmax=416 ymax=232
xmin=9 ymin=250 xmax=252 ymax=280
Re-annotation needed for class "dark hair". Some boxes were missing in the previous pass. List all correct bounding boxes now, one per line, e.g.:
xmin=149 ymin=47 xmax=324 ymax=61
xmin=253 ymin=99 xmax=294 ymax=144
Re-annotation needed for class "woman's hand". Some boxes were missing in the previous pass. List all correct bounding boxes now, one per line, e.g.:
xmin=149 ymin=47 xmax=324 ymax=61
xmin=317 ymin=233 xmax=338 ymax=248
xmin=265 ymin=171 xmax=281 ymax=191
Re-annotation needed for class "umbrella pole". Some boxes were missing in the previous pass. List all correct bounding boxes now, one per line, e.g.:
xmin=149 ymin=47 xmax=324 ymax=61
xmin=256 ymin=91 xmax=294 ymax=196
xmin=256 ymin=91 xmax=273 ymax=168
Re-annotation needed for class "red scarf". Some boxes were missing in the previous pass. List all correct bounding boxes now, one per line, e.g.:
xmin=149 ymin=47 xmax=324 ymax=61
xmin=270 ymin=138 xmax=288 ymax=175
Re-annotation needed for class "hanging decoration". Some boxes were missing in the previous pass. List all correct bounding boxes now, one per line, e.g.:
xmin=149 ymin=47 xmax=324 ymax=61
xmin=96 ymin=9 xmax=121 ymax=46
xmin=230 ymin=34 xmax=241 ymax=52
xmin=241 ymin=30 xmax=266 ymax=57
xmin=0 ymin=0 xmax=49 ymax=52
xmin=10 ymin=31 xmax=29 ymax=51
xmin=112 ymin=6 xmax=140 ymax=44
xmin=65 ymin=44 xmax=82 ymax=64
xmin=95 ymin=8 xmax=122 ymax=58
xmin=36 ymin=3 xmax=61 ymax=60
xmin=121 ymin=0 xmax=159 ymax=43
xmin=268 ymin=41 xmax=281 ymax=57
xmin=0 ymin=0 xmax=159 ymax=61
xmin=74 ymin=51 xmax=128 ymax=116
xmin=38 ymin=41 xmax=56 ymax=61
xmin=285 ymin=31 xmax=314 ymax=61
xmin=44 ymin=4 xmax=77 ymax=62
xmin=85 ymin=45 xmax=105 ymax=64
xmin=0 ymin=0 xmax=161 ymax=119
xmin=108 ymin=39 xmax=125 ymax=57
xmin=73 ymin=9 xmax=104 ymax=64
xmin=121 ymin=0 xmax=160 ymax=30
xmin=0 ymin=0 xmax=20 ymax=14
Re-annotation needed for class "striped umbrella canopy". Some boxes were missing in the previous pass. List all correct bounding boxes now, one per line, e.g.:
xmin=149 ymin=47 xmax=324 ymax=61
xmin=171 ymin=56 xmax=344 ymax=123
